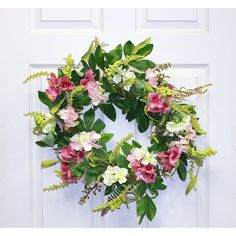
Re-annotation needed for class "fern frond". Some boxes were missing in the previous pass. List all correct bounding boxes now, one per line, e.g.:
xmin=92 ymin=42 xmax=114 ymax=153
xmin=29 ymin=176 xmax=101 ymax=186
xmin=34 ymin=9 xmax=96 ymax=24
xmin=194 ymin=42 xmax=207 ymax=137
xmin=43 ymin=182 xmax=73 ymax=192
xmin=109 ymin=133 xmax=133 ymax=163
xmin=23 ymin=71 xmax=50 ymax=84
xmin=92 ymin=185 xmax=135 ymax=216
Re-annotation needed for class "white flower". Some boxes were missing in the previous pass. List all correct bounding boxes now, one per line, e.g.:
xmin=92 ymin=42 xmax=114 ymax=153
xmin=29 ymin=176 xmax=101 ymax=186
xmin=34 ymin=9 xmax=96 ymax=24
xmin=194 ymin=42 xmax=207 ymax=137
xmin=70 ymin=131 xmax=101 ymax=151
xmin=113 ymin=74 xmax=122 ymax=84
xmin=42 ymin=114 xmax=56 ymax=134
xmin=102 ymin=166 xmax=128 ymax=186
xmin=166 ymin=115 xmax=191 ymax=134
xmin=141 ymin=151 xmax=157 ymax=166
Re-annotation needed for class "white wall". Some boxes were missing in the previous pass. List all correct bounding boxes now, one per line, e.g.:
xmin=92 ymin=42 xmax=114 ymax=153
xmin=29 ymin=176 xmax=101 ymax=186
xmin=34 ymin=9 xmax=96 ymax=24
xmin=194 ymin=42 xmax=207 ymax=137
xmin=0 ymin=8 xmax=236 ymax=227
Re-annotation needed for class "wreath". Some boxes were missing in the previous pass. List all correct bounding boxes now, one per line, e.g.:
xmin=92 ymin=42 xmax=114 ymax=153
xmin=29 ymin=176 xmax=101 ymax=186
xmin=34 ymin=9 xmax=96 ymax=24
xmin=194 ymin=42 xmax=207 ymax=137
xmin=24 ymin=37 xmax=217 ymax=224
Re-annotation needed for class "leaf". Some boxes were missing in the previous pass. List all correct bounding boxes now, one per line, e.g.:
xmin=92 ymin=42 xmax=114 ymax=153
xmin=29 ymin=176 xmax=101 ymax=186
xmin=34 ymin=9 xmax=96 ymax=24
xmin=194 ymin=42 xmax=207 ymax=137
xmin=105 ymin=44 xmax=122 ymax=65
xmin=88 ymin=53 xmax=96 ymax=71
xmin=123 ymin=40 xmax=135 ymax=56
xmin=91 ymin=119 xmax=106 ymax=132
xmin=85 ymin=168 xmax=100 ymax=185
xmin=81 ymin=40 xmax=95 ymax=61
xmin=95 ymin=45 xmax=105 ymax=69
xmin=129 ymin=60 xmax=156 ymax=72
xmin=38 ymin=91 xmax=53 ymax=108
xmin=71 ymin=70 xmax=81 ymax=85
xmin=136 ymin=102 xmax=150 ymax=133
xmin=121 ymin=142 xmax=132 ymax=156
xmin=36 ymin=132 xmax=54 ymax=147
xmin=132 ymin=37 xmax=151 ymax=55
xmin=105 ymin=185 xmax=114 ymax=195
xmin=137 ymin=195 xmax=149 ymax=216
xmin=50 ymin=97 xmax=66 ymax=114
xmin=99 ymin=103 xmax=116 ymax=121
xmin=191 ymin=116 xmax=207 ymax=135
xmin=41 ymin=160 xmax=58 ymax=169
xmin=145 ymin=196 xmax=157 ymax=221
xmin=99 ymin=133 xmax=114 ymax=145
xmin=73 ymin=91 xmax=91 ymax=109
xmin=137 ymin=182 xmax=147 ymax=198
xmin=177 ymin=161 xmax=187 ymax=181
xmin=72 ymin=161 xmax=88 ymax=177
xmin=116 ymin=154 xmax=129 ymax=168
xmin=57 ymin=68 xmax=64 ymax=77
xmin=84 ymin=108 xmax=95 ymax=130
xmin=136 ymin=44 xmax=153 ymax=57
xmin=132 ymin=140 xmax=142 ymax=148
xmin=185 ymin=176 xmax=198 ymax=195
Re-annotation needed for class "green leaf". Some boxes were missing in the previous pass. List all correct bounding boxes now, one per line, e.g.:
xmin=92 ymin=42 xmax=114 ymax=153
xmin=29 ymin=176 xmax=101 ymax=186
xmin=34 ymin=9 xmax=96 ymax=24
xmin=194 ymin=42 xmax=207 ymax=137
xmin=101 ymin=77 xmax=118 ymax=94
xmin=85 ymin=168 xmax=100 ymax=185
xmin=105 ymin=185 xmax=114 ymax=195
xmin=58 ymin=68 xmax=64 ymax=77
xmin=122 ymin=78 xmax=135 ymax=87
xmin=99 ymin=133 xmax=114 ymax=145
xmin=136 ymin=44 xmax=153 ymax=57
xmin=73 ymin=91 xmax=91 ymax=109
xmin=91 ymin=119 xmax=106 ymax=132
xmin=88 ymin=53 xmax=96 ymax=71
xmin=191 ymin=116 xmax=207 ymax=135
xmin=177 ymin=161 xmax=187 ymax=181
xmin=137 ymin=195 xmax=149 ymax=216
xmin=41 ymin=160 xmax=58 ymax=169
xmin=129 ymin=60 xmax=156 ymax=72
xmin=121 ymin=142 xmax=132 ymax=156
xmin=106 ymin=44 xmax=122 ymax=65
xmin=71 ymin=70 xmax=81 ymax=85
xmin=72 ymin=161 xmax=88 ymax=177
xmin=84 ymin=108 xmax=95 ymax=130
xmin=116 ymin=154 xmax=129 ymax=168
xmin=132 ymin=140 xmax=142 ymax=148
xmin=137 ymin=182 xmax=147 ymax=198
xmin=145 ymin=196 xmax=157 ymax=221
xmin=81 ymin=40 xmax=95 ymax=61
xmin=95 ymin=45 xmax=105 ymax=69
xmin=99 ymin=103 xmax=116 ymax=121
xmin=38 ymin=91 xmax=53 ymax=108
xmin=132 ymin=37 xmax=151 ymax=55
xmin=136 ymin=102 xmax=149 ymax=133
xmin=50 ymin=96 xmax=66 ymax=114
xmin=123 ymin=40 xmax=135 ymax=56
xmin=36 ymin=132 xmax=54 ymax=147
xmin=185 ymin=176 xmax=198 ymax=195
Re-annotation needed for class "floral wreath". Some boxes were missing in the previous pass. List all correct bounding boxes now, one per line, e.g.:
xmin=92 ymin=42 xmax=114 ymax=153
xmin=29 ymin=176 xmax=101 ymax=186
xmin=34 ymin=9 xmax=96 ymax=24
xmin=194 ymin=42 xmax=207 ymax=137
xmin=24 ymin=37 xmax=217 ymax=224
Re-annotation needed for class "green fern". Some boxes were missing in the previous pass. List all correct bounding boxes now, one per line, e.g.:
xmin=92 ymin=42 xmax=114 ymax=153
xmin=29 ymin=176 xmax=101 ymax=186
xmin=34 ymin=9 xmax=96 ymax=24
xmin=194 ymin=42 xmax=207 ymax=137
xmin=43 ymin=182 xmax=72 ymax=192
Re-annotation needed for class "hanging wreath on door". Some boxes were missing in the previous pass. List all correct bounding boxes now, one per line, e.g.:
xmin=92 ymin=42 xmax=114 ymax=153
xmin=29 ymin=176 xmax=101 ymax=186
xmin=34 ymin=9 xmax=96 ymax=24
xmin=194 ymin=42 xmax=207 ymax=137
xmin=24 ymin=37 xmax=216 ymax=224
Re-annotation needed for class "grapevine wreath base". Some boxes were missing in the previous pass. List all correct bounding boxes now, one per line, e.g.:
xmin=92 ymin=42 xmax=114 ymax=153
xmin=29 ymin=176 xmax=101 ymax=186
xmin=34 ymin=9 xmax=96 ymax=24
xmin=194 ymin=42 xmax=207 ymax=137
xmin=24 ymin=37 xmax=216 ymax=224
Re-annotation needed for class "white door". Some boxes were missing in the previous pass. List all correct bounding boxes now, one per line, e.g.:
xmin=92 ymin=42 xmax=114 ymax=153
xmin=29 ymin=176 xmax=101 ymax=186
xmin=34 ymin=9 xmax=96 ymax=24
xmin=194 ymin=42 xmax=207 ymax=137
xmin=0 ymin=8 xmax=236 ymax=227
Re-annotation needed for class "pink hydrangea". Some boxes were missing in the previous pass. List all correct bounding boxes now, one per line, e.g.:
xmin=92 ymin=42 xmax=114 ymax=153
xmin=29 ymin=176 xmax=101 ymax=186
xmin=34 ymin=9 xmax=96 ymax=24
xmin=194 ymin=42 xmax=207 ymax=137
xmin=158 ymin=146 xmax=182 ymax=171
xmin=60 ymin=76 xmax=75 ymax=91
xmin=80 ymin=69 xmax=109 ymax=106
xmin=147 ymin=92 xmax=171 ymax=114
xmin=130 ymin=160 xmax=157 ymax=184
xmin=145 ymin=68 xmax=158 ymax=88
xmin=58 ymin=106 xmax=79 ymax=130
xmin=60 ymin=162 xmax=77 ymax=183
xmin=61 ymin=145 xmax=86 ymax=163
xmin=45 ymin=73 xmax=75 ymax=101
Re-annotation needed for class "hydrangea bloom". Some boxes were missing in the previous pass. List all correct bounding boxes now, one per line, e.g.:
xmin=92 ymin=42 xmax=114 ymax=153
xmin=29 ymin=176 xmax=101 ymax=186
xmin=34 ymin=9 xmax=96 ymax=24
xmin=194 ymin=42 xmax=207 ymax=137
xmin=102 ymin=166 xmax=128 ymax=186
xmin=145 ymin=68 xmax=158 ymax=88
xmin=58 ymin=106 xmax=79 ymax=130
xmin=70 ymin=131 xmax=101 ymax=152
xmin=112 ymin=67 xmax=135 ymax=91
xmin=158 ymin=146 xmax=182 ymax=171
xmin=42 ymin=113 xmax=56 ymax=134
xmin=166 ymin=115 xmax=191 ymax=134
xmin=147 ymin=92 xmax=171 ymax=114
xmin=60 ymin=162 xmax=77 ymax=183
xmin=80 ymin=69 xmax=109 ymax=106
xmin=127 ymin=147 xmax=157 ymax=183
xmin=61 ymin=145 xmax=86 ymax=163
xmin=46 ymin=73 xmax=74 ymax=101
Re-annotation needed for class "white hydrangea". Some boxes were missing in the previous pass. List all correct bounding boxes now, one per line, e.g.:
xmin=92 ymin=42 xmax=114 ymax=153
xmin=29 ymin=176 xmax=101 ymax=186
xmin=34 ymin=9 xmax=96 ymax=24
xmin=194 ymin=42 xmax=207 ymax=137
xmin=166 ymin=115 xmax=191 ymax=134
xmin=102 ymin=166 xmax=128 ymax=186
xmin=128 ymin=147 xmax=157 ymax=166
xmin=70 ymin=131 xmax=101 ymax=152
xmin=42 ymin=114 xmax=56 ymax=134
xmin=112 ymin=67 xmax=136 ymax=91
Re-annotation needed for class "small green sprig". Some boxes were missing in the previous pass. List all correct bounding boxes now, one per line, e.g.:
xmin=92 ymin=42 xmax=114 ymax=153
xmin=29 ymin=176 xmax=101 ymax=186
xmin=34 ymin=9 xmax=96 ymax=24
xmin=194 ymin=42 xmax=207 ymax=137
xmin=23 ymin=71 xmax=50 ymax=84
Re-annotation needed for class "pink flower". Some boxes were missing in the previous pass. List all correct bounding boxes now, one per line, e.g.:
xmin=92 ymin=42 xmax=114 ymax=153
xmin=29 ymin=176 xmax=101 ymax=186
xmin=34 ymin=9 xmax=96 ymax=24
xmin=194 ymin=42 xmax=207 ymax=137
xmin=158 ymin=146 xmax=182 ymax=171
xmin=48 ymin=73 xmax=61 ymax=88
xmin=60 ymin=76 xmax=75 ymax=91
xmin=60 ymin=162 xmax=77 ymax=183
xmin=46 ymin=87 xmax=60 ymax=101
xmin=147 ymin=92 xmax=171 ymax=114
xmin=80 ymin=69 xmax=95 ymax=86
xmin=145 ymin=68 xmax=158 ymax=88
xmin=61 ymin=145 xmax=86 ymax=163
xmin=58 ymin=106 xmax=79 ymax=130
